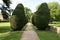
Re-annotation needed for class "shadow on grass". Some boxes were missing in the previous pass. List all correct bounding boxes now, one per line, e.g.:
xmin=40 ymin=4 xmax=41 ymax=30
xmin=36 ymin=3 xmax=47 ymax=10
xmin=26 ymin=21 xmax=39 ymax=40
xmin=0 ymin=22 xmax=27 ymax=40
xmin=0 ymin=26 xmax=22 ymax=40
xmin=0 ymin=31 xmax=22 ymax=40
xmin=0 ymin=26 xmax=10 ymax=33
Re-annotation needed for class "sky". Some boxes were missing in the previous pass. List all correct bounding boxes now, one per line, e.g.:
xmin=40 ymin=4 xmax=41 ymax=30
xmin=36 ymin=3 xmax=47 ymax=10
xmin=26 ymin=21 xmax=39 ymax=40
xmin=0 ymin=0 xmax=60 ymax=12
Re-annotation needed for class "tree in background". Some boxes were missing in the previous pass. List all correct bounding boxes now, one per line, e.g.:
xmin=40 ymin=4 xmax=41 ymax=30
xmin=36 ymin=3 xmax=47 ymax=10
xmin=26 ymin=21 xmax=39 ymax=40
xmin=2 ymin=0 xmax=11 ymax=8
xmin=32 ymin=3 xmax=50 ymax=30
xmin=10 ymin=3 xmax=28 ymax=31
xmin=0 ymin=5 xmax=9 ymax=19
xmin=24 ymin=7 xmax=32 ymax=22
xmin=48 ymin=2 xmax=60 ymax=22
xmin=0 ymin=0 xmax=11 ymax=20
xmin=55 ymin=7 xmax=60 ymax=21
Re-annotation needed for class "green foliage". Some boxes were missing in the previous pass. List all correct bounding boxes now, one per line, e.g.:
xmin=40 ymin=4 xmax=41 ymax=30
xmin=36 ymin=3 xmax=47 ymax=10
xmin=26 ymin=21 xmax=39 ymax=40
xmin=10 ymin=4 xmax=28 ymax=31
xmin=0 ymin=0 xmax=11 ymax=20
xmin=32 ymin=14 xmax=35 ymax=25
xmin=32 ymin=3 xmax=50 ymax=30
xmin=48 ymin=2 xmax=60 ymax=21
xmin=24 ymin=7 xmax=32 ymax=22
xmin=36 ymin=2 xmax=60 ymax=22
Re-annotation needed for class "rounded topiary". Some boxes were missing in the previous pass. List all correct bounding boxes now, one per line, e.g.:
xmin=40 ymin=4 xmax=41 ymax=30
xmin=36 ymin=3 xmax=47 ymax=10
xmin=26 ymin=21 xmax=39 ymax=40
xmin=32 ymin=3 xmax=50 ymax=30
xmin=10 ymin=3 xmax=28 ymax=31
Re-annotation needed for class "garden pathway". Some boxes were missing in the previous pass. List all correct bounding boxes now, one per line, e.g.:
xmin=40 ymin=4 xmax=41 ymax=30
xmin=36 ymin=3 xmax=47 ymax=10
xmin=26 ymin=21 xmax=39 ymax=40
xmin=20 ymin=23 xmax=40 ymax=40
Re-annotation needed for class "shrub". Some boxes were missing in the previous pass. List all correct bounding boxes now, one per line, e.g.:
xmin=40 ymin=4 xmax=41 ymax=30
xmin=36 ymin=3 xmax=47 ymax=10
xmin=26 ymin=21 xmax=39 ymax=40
xmin=10 ymin=3 xmax=28 ymax=31
xmin=32 ymin=3 xmax=50 ymax=30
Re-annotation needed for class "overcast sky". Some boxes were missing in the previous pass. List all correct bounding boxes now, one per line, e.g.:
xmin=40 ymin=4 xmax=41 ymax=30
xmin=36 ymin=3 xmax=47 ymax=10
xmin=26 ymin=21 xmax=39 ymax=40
xmin=0 ymin=0 xmax=60 ymax=12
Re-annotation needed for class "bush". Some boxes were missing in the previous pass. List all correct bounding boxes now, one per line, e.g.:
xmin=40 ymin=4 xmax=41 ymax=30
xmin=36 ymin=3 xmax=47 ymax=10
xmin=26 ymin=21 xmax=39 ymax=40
xmin=32 ymin=3 xmax=50 ymax=30
xmin=10 ymin=3 xmax=28 ymax=31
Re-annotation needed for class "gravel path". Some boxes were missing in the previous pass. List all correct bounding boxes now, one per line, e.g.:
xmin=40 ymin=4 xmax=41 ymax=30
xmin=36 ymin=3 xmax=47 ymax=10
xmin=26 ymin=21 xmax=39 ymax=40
xmin=20 ymin=23 xmax=40 ymax=40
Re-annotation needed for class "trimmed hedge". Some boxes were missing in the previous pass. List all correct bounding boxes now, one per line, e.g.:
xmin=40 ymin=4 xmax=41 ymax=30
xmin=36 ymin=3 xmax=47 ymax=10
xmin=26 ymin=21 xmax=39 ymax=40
xmin=32 ymin=3 xmax=50 ymax=30
xmin=10 ymin=4 xmax=28 ymax=31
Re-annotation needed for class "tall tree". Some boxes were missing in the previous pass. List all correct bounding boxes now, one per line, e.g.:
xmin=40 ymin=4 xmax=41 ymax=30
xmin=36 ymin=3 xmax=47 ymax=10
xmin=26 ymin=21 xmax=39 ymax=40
xmin=2 ymin=0 xmax=11 ymax=8
xmin=0 ymin=0 xmax=11 ymax=20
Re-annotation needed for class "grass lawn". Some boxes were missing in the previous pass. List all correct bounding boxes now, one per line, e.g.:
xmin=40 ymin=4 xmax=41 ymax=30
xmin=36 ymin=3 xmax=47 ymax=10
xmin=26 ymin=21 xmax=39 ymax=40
xmin=33 ymin=25 xmax=60 ymax=40
xmin=49 ymin=21 xmax=60 ymax=27
xmin=0 ymin=22 xmax=23 ymax=40
xmin=49 ymin=24 xmax=60 ymax=27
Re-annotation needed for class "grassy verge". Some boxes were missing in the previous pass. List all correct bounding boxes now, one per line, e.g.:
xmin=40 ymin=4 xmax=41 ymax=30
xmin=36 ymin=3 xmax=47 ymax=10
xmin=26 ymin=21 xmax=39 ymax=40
xmin=0 ymin=22 xmax=25 ymax=40
xmin=33 ymin=25 xmax=60 ymax=40
xmin=49 ymin=21 xmax=60 ymax=27
xmin=49 ymin=24 xmax=60 ymax=27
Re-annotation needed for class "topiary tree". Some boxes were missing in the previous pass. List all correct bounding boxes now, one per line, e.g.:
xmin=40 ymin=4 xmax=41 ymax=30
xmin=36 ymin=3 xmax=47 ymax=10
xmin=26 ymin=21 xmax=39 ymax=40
xmin=10 ymin=3 xmax=28 ymax=31
xmin=32 ymin=3 xmax=50 ymax=30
